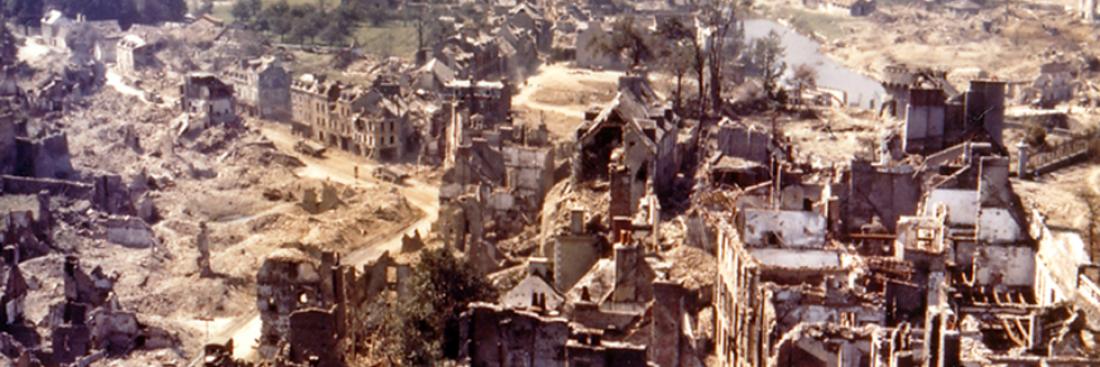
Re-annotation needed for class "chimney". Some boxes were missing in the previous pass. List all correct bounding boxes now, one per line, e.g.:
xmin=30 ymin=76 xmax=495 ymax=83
xmin=570 ymin=208 xmax=585 ymax=235
xmin=613 ymin=241 xmax=639 ymax=289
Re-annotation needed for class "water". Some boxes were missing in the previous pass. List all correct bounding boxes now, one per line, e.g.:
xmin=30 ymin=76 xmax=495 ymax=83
xmin=743 ymin=19 xmax=885 ymax=109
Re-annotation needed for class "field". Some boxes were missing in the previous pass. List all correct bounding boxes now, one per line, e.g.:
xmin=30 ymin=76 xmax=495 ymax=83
xmin=205 ymin=1 xmax=418 ymax=60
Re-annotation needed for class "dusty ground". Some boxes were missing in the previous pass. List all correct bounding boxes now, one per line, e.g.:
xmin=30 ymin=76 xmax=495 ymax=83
xmin=30 ymin=75 xmax=434 ymax=364
xmin=756 ymin=0 xmax=1093 ymax=83
xmin=513 ymin=63 xmax=624 ymax=139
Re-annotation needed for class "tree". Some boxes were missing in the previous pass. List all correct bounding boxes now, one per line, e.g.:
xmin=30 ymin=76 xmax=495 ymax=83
xmin=287 ymin=4 xmax=322 ymax=44
xmin=657 ymin=17 xmax=699 ymax=113
xmin=700 ymin=0 xmax=745 ymax=112
xmin=790 ymin=63 xmax=816 ymax=106
xmin=259 ymin=0 xmax=292 ymax=40
xmin=0 ymin=19 xmax=17 ymax=66
xmin=598 ymin=15 xmax=652 ymax=69
xmin=3 ymin=0 xmax=42 ymax=33
xmin=408 ymin=4 xmax=445 ymax=51
xmin=319 ymin=21 xmax=347 ymax=46
xmin=366 ymin=247 xmax=497 ymax=364
xmin=749 ymin=30 xmax=786 ymax=100
xmin=231 ymin=0 xmax=261 ymax=25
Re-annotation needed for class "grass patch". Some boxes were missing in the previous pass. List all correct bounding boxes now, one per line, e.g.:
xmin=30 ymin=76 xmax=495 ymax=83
xmin=352 ymin=23 xmax=418 ymax=59
xmin=766 ymin=6 xmax=853 ymax=39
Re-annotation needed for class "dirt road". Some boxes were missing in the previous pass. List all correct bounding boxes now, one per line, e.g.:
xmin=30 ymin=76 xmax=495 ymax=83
xmin=210 ymin=123 xmax=439 ymax=360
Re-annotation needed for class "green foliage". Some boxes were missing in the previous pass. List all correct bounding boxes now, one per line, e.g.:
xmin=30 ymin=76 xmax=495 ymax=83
xmin=231 ymin=0 xmax=261 ymax=26
xmin=44 ymin=0 xmax=184 ymax=25
xmin=749 ymin=30 xmax=787 ymax=100
xmin=3 ymin=0 xmax=42 ymax=29
xmin=367 ymin=247 xmax=497 ymax=365
xmin=0 ymin=21 xmax=17 ymax=66
xmin=601 ymin=15 xmax=652 ymax=67
xmin=287 ymin=4 xmax=322 ymax=43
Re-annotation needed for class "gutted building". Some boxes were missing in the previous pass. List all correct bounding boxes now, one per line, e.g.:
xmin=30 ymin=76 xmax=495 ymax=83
xmin=223 ymin=57 xmax=292 ymax=121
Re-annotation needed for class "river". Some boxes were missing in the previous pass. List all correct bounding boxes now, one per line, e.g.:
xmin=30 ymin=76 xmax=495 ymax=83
xmin=743 ymin=19 xmax=885 ymax=109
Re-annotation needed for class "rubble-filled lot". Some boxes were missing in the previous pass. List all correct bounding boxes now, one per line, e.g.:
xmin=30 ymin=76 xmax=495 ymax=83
xmin=6 ymin=79 xmax=418 ymax=363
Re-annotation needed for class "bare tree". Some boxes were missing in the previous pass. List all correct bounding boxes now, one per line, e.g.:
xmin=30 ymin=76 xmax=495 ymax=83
xmin=791 ymin=63 xmax=816 ymax=106
xmin=700 ymin=0 xmax=745 ymax=114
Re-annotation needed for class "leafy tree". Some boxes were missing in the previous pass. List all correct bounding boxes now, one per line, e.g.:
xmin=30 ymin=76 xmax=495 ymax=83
xmin=0 ymin=20 xmax=17 ymax=66
xmin=749 ymin=30 xmax=786 ymax=100
xmin=319 ymin=21 xmax=347 ymax=46
xmin=366 ymin=247 xmax=497 ymax=364
xmin=3 ymin=0 xmax=42 ymax=33
xmin=407 ymin=5 xmax=442 ymax=51
xmin=231 ymin=0 xmax=261 ymax=25
xmin=657 ymin=17 xmax=699 ymax=112
xmin=287 ymin=4 xmax=322 ymax=44
xmin=600 ymin=15 xmax=652 ymax=68
xmin=259 ymin=0 xmax=292 ymax=40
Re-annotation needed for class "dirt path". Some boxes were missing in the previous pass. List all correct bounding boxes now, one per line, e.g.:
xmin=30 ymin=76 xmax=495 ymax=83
xmin=512 ymin=64 xmax=623 ymax=119
xmin=211 ymin=123 xmax=439 ymax=360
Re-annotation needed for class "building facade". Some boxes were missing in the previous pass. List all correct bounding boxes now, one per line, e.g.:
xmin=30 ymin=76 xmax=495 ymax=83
xmin=223 ymin=57 xmax=291 ymax=121
xmin=180 ymin=73 xmax=237 ymax=127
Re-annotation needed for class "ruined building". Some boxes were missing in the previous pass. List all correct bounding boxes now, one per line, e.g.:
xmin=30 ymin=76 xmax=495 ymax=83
xmin=897 ymin=79 xmax=1006 ymax=155
xmin=708 ymin=116 xmax=1100 ymax=366
xmin=256 ymin=249 xmax=350 ymax=366
xmin=180 ymin=73 xmax=238 ymax=128
xmin=223 ymin=56 xmax=292 ymax=121
xmin=116 ymin=34 xmax=156 ymax=74
xmin=573 ymin=73 xmax=681 ymax=208
xmin=255 ymin=248 xmax=414 ymax=366
xmin=290 ymin=74 xmax=413 ymax=160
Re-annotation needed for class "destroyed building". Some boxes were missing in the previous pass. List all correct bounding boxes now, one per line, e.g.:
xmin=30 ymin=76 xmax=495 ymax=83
xmin=290 ymin=74 xmax=415 ymax=159
xmin=700 ymin=66 xmax=1100 ymax=365
xmin=180 ymin=73 xmax=238 ymax=127
xmin=222 ymin=56 xmax=292 ymax=121
xmin=894 ymin=79 xmax=1006 ymax=155
xmin=573 ymin=73 xmax=681 ymax=206
xmin=257 ymin=249 xmax=351 ymax=366
xmin=116 ymin=34 xmax=156 ymax=74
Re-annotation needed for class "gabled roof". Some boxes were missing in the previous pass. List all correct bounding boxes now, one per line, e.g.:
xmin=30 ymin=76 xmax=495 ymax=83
xmin=418 ymin=58 xmax=455 ymax=85
xmin=501 ymin=275 xmax=564 ymax=310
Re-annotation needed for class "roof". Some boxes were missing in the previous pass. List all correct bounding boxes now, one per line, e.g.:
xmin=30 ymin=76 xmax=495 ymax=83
xmin=42 ymin=10 xmax=69 ymax=26
xmin=501 ymin=275 xmax=564 ymax=310
xmin=418 ymin=58 xmax=455 ymax=85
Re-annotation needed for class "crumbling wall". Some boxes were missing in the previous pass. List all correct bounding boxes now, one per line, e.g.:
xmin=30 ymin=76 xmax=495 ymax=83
xmin=287 ymin=308 xmax=343 ymax=367
xmin=0 ymin=114 xmax=14 ymax=176
xmin=843 ymin=161 xmax=920 ymax=233
xmin=716 ymin=120 xmax=772 ymax=164
xmin=457 ymin=303 xmax=572 ymax=366
xmin=13 ymin=133 xmax=74 ymax=179
xmin=103 ymin=215 xmax=156 ymax=248
xmin=256 ymin=250 xmax=325 ymax=358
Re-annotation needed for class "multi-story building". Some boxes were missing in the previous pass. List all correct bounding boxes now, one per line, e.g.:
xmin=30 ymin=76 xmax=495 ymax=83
xmin=353 ymin=93 xmax=408 ymax=160
xmin=180 ymin=73 xmax=237 ymax=127
xmin=290 ymin=74 xmax=411 ymax=159
xmin=223 ymin=57 xmax=291 ymax=121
